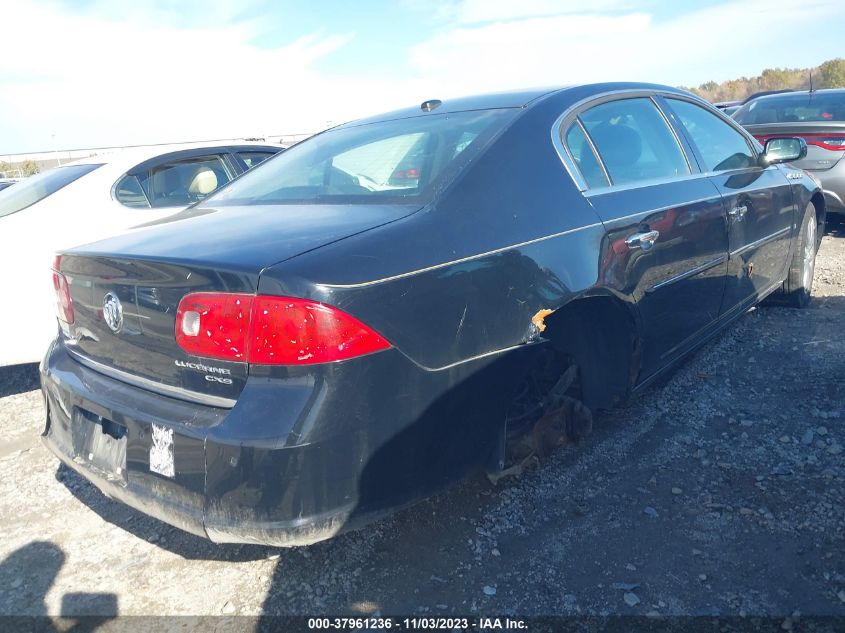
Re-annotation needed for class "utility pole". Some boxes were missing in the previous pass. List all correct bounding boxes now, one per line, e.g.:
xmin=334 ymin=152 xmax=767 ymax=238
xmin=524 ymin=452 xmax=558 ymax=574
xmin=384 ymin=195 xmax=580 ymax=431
xmin=53 ymin=134 xmax=62 ymax=166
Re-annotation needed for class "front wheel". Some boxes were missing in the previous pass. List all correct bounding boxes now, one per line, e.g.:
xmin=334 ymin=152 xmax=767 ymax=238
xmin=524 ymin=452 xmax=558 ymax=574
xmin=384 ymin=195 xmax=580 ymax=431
xmin=779 ymin=202 xmax=818 ymax=308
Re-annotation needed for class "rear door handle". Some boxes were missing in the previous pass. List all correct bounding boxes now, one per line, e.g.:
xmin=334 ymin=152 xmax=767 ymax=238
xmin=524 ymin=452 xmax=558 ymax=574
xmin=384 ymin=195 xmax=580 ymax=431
xmin=728 ymin=205 xmax=748 ymax=220
xmin=625 ymin=230 xmax=660 ymax=251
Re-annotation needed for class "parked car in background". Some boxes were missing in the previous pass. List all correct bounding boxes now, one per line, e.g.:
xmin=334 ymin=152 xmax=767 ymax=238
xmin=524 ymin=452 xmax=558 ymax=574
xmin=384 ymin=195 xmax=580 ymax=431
xmin=714 ymin=100 xmax=742 ymax=111
xmin=0 ymin=142 xmax=282 ymax=366
xmin=734 ymin=89 xmax=845 ymax=215
xmin=741 ymin=89 xmax=795 ymax=104
xmin=41 ymin=83 xmax=823 ymax=547
xmin=0 ymin=178 xmax=18 ymax=192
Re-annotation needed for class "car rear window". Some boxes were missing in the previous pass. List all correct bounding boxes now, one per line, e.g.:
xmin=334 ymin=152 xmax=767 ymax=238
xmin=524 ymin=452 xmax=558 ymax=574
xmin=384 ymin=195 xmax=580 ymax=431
xmin=206 ymin=109 xmax=518 ymax=207
xmin=733 ymin=91 xmax=845 ymax=124
xmin=0 ymin=163 xmax=103 ymax=218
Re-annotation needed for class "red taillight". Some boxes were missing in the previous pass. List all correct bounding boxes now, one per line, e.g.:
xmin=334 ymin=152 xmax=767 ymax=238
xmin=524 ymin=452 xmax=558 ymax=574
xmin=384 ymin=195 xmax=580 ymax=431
xmin=809 ymin=136 xmax=845 ymax=151
xmin=175 ymin=293 xmax=253 ymax=362
xmin=175 ymin=293 xmax=391 ymax=365
xmin=757 ymin=134 xmax=845 ymax=152
xmin=51 ymin=255 xmax=74 ymax=324
xmin=391 ymin=168 xmax=420 ymax=179
xmin=249 ymin=296 xmax=391 ymax=364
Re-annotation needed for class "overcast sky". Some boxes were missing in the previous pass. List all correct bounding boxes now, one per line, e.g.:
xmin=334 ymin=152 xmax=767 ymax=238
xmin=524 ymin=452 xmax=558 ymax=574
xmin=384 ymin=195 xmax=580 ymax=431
xmin=1 ymin=0 xmax=843 ymax=153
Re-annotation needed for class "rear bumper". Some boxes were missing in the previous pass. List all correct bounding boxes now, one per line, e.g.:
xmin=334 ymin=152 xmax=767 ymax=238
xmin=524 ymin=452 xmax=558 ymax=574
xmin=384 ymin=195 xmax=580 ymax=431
xmin=41 ymin=339 xmax=530 ymax=545
xmin=807 ymin=164 xmax=845 ymax=213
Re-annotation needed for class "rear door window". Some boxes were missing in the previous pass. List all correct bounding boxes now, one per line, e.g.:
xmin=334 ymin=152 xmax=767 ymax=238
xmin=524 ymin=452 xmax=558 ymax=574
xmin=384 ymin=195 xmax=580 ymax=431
xmin=0 ymin=163 xmax=103 ymax=218
xmin=666 ymin=99 xmax=757 ymax=172
xmin=576 ymin=98 xmax=690 ymax=187
xmin=135 ymin=155 xmax=234 ymax=208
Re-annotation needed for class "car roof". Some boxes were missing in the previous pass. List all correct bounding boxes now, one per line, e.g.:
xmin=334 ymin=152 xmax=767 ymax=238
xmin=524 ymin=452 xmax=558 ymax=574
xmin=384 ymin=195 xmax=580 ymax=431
xmin=335 ymin=87 xmax=566 ymax=129
xmin=745 ymin=88 xmax=845 ymax=104
xmin=62 ymin=142 xmax=282 ymax=171
xmin=334 ymin=83 xmax=697 ymax=130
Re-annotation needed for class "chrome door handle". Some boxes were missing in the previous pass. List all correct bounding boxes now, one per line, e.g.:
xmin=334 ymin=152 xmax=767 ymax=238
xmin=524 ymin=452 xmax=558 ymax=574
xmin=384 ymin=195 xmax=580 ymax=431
xmin=728 ymin=205 xmax=748 ymax=220
xmin=625 ymin=230 xmax=660 ymax=251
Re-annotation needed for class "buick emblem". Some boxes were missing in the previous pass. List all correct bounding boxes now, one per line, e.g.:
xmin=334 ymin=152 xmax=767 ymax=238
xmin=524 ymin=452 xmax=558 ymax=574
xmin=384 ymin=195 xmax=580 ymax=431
xmin=102 ymin=292 xmax=124 ymax=333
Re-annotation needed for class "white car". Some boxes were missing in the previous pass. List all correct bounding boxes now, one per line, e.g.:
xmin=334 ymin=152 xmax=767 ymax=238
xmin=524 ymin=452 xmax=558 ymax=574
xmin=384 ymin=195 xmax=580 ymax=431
xmin=0 ymin=142 xmax=282 ymax=367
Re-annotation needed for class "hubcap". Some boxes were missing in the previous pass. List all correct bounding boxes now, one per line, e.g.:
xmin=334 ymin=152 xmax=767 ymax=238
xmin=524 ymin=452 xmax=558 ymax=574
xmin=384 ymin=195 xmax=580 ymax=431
xmin=803 ymin=213 xmax=816 ymax=290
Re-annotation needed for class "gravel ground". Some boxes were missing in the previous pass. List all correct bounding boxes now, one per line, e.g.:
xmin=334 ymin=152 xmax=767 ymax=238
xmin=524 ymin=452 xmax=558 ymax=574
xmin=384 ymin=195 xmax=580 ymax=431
xmin=0 ymin=217 xmax=843 ymax=623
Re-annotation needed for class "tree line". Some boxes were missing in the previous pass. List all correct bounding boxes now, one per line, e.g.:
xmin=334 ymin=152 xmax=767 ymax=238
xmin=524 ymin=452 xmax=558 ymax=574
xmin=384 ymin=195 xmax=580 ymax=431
xmin=0 ymin=159 xmax=40 ymax=178
xmin=683 ymin=58 xmax=845 ymax=103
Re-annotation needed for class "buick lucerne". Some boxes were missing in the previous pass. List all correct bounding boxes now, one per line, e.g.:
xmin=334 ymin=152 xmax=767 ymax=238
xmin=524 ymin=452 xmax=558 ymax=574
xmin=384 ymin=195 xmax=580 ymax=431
xmin=41 ymin=83 xmax=824 ymax=546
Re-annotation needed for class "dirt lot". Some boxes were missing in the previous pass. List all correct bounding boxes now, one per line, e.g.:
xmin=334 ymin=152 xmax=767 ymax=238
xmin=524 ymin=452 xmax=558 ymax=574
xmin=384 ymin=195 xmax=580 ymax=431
xmin=1 ymin=217 xmax=844 ymax=625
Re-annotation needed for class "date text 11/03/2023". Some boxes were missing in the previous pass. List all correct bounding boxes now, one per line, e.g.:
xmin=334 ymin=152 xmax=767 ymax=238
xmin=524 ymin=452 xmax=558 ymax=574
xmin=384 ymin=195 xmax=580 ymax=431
xmin=306 ymin=617 xmax=528 ymax=629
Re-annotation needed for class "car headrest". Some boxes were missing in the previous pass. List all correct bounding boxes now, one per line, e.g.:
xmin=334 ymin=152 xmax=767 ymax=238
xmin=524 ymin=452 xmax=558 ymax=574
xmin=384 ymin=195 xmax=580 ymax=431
xmin=590 ymin=123 xmax=642 ymax=170
xmin=188 ymin=168 xmax=218 ymax=195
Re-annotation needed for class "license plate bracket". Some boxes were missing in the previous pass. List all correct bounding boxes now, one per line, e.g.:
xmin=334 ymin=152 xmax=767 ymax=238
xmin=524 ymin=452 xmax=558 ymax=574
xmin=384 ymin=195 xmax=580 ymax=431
xmin=71 ymin=407 xmax=127 ymax=483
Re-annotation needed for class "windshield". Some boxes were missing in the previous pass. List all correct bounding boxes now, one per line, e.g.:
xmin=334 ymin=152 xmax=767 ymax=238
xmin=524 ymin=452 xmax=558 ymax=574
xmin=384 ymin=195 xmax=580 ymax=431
xmin=0 ymin=163 xmax=103 ymax=218
xmin=206 ymin=109 xmax=518 ymax=207
xmin=734 ymin=91 xmax=845 ymax=124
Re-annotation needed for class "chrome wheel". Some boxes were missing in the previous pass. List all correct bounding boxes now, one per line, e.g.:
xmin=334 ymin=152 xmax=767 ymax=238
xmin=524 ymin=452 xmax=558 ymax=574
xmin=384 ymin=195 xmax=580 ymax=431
xmin=803 ymin=213 xmax=816 ymax=290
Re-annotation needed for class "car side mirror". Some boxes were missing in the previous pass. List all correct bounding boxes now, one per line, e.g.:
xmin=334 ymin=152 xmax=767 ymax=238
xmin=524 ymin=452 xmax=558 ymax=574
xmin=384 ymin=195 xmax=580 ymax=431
xmin=760 ymin=137 xmax=807 ymax=166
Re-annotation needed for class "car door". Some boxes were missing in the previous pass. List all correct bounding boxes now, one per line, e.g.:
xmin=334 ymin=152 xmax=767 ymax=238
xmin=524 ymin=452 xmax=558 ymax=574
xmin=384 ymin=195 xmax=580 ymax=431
xmin=662 ymin=97 xmax=796 ymax=315
xmin=560 ymin=95 xmax=729 ymax=379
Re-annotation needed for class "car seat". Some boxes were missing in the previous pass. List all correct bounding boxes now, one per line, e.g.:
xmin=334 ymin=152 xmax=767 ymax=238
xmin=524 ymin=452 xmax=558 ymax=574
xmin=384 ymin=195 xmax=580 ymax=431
xmin=187 ymin=167 xmax=218 ymax=201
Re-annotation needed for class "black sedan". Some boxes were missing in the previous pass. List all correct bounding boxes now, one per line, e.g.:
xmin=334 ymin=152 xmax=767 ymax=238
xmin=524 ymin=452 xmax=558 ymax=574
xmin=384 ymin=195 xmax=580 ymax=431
xmin=41 ymin=83 xmax=824 ymax=546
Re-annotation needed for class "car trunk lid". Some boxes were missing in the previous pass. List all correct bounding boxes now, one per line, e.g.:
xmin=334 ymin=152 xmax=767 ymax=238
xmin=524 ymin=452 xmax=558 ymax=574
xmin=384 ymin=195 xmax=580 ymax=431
xmin=57 ymin=203 xmax=420 ymax=405
xmin=59 ymin=255 xmax=256 ymax=406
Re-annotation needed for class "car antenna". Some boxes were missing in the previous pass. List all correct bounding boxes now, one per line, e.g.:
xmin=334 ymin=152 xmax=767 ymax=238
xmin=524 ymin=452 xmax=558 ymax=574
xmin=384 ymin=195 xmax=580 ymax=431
xmin=809 ymin=70 xmax=815 ymax=93
xmin=421 ymin=99 xmax=442 ymax=112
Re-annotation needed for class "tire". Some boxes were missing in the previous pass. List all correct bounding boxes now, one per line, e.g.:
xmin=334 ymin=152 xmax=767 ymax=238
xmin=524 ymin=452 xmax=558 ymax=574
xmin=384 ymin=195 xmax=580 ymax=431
xmin=779 ymin=202 xmax=818 ymax=308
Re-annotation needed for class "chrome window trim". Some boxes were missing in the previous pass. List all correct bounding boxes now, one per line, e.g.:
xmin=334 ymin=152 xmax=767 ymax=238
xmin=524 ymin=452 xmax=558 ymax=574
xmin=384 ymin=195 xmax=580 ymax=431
xmin=574 ymin=117 xmax=611 ymax=187
xmin=66 ymin=348 xmax=237 ymax=409
xmin=551 ymin=88 xmax=766 ymax=193
xmin=551 ymin=89 xmax=695 ymax=192
xmin=551 ymin=114 xmax=589 ymax=191
xmin=581 ymin=163 xmax=781 ymax=197
xmin=583 ymin=171 xmax=714 ymax=196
